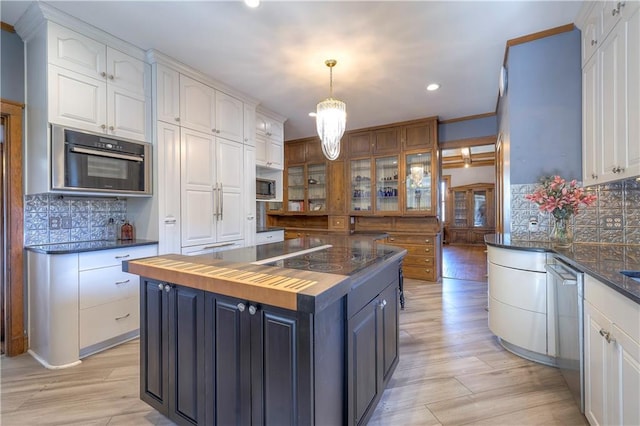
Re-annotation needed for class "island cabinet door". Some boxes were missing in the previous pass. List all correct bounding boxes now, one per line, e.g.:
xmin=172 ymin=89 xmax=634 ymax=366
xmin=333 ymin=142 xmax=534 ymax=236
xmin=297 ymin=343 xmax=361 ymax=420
xmin=347 ymin=297 xmax=384 ymax=426
xmin=140 ymin=280 xmax=205 ymax=426
xmin=380 ymin=282 xmax=399 ymax=382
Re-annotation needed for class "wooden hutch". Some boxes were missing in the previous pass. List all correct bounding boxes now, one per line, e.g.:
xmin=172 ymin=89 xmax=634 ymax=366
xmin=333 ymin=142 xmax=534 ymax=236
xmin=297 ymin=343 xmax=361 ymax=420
xmin=267 ymin=116 xmax=442 ymax=282
xmin=445 ymin=183 xmax=495 ymax=245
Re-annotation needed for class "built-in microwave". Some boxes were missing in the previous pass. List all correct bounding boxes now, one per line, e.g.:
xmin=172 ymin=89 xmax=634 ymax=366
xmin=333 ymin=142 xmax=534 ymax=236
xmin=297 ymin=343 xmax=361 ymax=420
xmin=51 ymin=124 xmax=152 ymax=196
xmin=256 ymin=178 xmax=276 ymax=199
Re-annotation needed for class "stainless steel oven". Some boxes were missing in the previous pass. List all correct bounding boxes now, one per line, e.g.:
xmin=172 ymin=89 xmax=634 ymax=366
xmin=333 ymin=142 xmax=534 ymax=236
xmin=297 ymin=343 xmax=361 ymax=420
xmin=546 ymin=258 xmax=585 ymax=413
xmin=51 ymin=124 xmax=151 ymax=196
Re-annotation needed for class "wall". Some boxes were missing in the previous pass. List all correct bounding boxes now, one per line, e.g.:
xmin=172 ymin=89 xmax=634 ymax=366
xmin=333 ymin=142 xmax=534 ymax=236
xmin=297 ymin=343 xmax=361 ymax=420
xmin=507 ymin=29 xmax=582 ymax=184
xmin=446 ymin=165 xmax=495 ymax=188
xmin=510 ymin=178 xmax=640 ymax=244
xmin=0 ymin=28 xmax=24 ymax=102
xmin=438 ymin=116 xmax=497 ymax=142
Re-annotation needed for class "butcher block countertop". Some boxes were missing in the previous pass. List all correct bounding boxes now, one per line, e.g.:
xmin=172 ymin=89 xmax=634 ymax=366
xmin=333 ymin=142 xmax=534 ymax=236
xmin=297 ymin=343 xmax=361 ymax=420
xmin=124 ymin=235 xmax=406 ymax=313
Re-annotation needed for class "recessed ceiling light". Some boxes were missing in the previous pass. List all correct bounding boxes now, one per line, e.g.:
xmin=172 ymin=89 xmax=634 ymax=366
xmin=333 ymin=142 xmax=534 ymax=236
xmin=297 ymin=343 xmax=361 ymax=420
xmin=244 ymin=0 xmax=260 ymax=8
xmin=309 ymin=112 xmax=317 ymax=117
xmin=426 ymin=83 xmax=440 ymax=91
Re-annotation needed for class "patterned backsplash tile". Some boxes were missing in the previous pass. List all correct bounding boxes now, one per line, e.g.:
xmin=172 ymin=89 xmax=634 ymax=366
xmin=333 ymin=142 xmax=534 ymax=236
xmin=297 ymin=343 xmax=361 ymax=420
xmin=24 ymin=194 xmax=128 ymax=246
xmin=511 ymin=177 xmax=640 ymax=245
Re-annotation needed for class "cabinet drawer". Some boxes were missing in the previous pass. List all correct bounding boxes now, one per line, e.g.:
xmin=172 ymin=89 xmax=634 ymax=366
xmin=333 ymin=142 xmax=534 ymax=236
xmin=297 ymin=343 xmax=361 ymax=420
xmin=181 ymin=241 xmax=243 ymax=255
xmin=387 ymin=234 xmax=435 ymax=246
xmin=585 ymin=274 xmax=640 ymax=342
xmin=488 ymin=263 xmax=546 ymax=314
xmin=79 ymin=245 xmax=157 ymax=270
xmin=79 ymin=296 xmax=139 ymax=349
xmin=402 ymin=265 xmax=437 ymax=282
xmin=488 ymin=296 xmax=547 ymax=354
xmin=398 ymin=245 xmax=435 ymax=256
xmin=256 ymin=230 xmax=284 ymax=245
xmin=403 ymin=254 xmax=434 ymax=267
xmin=328 ymin=216 xmax=349 ymax=231
xmin=487 ymin=246 xmax=547 ymax=272
xmin=79 ymin=266 xmax=139 ymax=309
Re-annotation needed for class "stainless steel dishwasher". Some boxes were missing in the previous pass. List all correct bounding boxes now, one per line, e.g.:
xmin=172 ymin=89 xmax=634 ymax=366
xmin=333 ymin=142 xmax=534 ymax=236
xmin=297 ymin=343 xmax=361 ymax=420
xmin=546 ymin=258 xmax=585 ymax=413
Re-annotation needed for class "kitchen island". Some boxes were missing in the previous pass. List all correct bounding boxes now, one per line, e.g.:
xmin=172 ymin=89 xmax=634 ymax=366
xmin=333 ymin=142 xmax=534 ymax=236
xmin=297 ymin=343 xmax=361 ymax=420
xmin=124 ymin=235 xmax=406 ymax=426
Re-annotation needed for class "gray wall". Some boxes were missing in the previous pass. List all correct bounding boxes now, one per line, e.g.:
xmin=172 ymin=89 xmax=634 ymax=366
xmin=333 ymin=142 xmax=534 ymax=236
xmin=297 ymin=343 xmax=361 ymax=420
xmin=1 ymin=28 xmax=24 ymax=103
xmin=504 ymin=29 xmax=582 ymax=184
xmin=439 ymin=115 xmax=497 ymax=143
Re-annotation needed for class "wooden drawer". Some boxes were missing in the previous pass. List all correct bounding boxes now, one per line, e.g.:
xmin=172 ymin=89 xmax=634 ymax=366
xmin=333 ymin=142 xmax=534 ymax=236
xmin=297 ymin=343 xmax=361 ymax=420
xmin=387 ymin=234 xmax=436 ymax=246
xmin=403 ymin=254 xmax=434 ymax=267
xmin=402 ymin=265 xmax=437 ymax=282
xmin=79 ymin=296 xmax=139 ymax=349
xmin=284 ymin=230 xmax=327 ymax=239
xmin=79 ymin=244 xmax=158 ymax=270
xmin=328 ymin=215 xmax=349 ymax=231
xmin=398 ymin=245 xmax=435 ymax=256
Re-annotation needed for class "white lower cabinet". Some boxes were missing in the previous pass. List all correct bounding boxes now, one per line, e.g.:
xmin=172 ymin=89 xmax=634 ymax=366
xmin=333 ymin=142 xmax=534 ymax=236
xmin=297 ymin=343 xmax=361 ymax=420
xmin=584 ymin=274 xmax=640 ymax=426
xmin=256 ymin=230 xmax=284 ymax=245
xmin=27 ymin=244 xmax=157 ymax=368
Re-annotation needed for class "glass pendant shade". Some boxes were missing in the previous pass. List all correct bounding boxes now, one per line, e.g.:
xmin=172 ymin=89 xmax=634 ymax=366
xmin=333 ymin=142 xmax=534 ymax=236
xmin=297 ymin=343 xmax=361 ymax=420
xmin=316 ymin=97 xmax=346 ymax=161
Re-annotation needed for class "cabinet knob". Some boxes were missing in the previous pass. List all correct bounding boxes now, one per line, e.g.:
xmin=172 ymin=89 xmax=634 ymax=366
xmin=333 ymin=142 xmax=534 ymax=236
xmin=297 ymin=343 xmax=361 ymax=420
xmin=389 ymin=238 xmax=395 ymax=242
xmin=101 ymin=124 xmax=107 ymax=130
xmin=425 ymin=269 xmax=431 ymax=273
xmin=425 ymin=248 xmax=431 ymax=253
xmin=591 ymin=173 xmax=598 ymax=179
xmin=175 ymin=117 xmax=180 ymax=122
xmin=164 ymin=285 xmax=171 ymax=293
xmin=237 ymin=302 xmax=246 ymax=312
xmin=100 ymin=71 xmax=107 ymax=78
xmin=378 ymin=299 xmax=387 ymax=309
xmin=158 ymin=283 xmax=164 ymax=290
xmin=248 ymin=305 xmax=257 ymax=315
xmin=109 ymin=126 xmax=114 ymax=131
xmin=424 ymin=239 xmax=431 ymax=244
xmin=591 ymin=39 xmax=597 ymax=46
xmin=599 ymin=329 xmax=615 ymax=343
xmin=108 ymin=74 xmax=114 ymax=80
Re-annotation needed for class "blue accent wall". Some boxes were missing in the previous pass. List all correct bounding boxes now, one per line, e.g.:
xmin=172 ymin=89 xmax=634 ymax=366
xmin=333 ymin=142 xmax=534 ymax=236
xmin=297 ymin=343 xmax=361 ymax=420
xmin=1 ymin=28 xmax=24 ymax=103
xmin=439 ymin=115 xmax=497 ymax=142
xmin=503 ymin=29 xmax=582 ymax=184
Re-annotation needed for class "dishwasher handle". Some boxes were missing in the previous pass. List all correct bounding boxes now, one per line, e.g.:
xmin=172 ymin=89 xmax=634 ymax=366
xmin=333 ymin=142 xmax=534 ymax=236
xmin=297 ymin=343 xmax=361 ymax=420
xmin=545 ymin=263 xmax=578 ymax=286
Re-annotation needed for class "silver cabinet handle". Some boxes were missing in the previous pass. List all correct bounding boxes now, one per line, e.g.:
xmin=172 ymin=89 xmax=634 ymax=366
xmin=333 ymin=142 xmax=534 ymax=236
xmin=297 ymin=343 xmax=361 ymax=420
xmin=248 ymin=305 xmax=257 ymax=315
xmin=379 ymin=299 xmax=387 ymax=309
xmin=164 ymin=218 xmax=177 ymax=224
xmin=591 ymin=39 xmax=597 ymax=46
xmin=115 ymin=313 xmax=130 ymax=321
xmin=212 ymin=184 xmax=218 ymax=219
xmin=202 ymin=242 xmax=234 ymax=250
xmin=164 ymin=285 xmax=171 ymax=293
xmin=115 ymin=254 xmax=130 ymax=259
xmin=219 ymin=183 xmax=224 ymax=221
xmin=158 ymin=283 xmax=164 ymax=290
xmin=212 ymin=128 xmax=216 ymax=134
xmin=115 ymin=279 xmax=130 ymax=285
xmin=237 ymin=302 xmax=246 ymax=312
xmin=599 ymin=329 xmax=615 ymax=343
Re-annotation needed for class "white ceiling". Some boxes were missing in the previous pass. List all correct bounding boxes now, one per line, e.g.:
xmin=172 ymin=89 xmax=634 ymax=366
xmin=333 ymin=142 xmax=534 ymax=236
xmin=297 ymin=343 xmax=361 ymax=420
xmin=1 ymin=1 xmax=583 ymax=141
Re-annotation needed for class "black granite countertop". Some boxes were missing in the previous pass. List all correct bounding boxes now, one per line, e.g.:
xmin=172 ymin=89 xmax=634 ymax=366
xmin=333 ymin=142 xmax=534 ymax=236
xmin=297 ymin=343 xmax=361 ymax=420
xmin=256 ymin=226 xmax=285 ymax=233
xmin=26 ymin=239 xmax=158 ymax=254
xmin=485 ymin=234 xmax=640 ymax=304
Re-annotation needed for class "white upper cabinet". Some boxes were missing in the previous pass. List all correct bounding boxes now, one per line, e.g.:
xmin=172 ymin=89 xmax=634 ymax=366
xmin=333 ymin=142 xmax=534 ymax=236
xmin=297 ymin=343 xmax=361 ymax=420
xmin=580 ymin=0 xmax=640 ymax=185
xmin=155 ymin=64 xmax=181 ymax=124
xmin=243 ymin=104 xmax=256 ymax=146
xmin=179 ymin=74 xmax=244 ymax=143
xmin=255 ymin=111 xmax=284 ymax=170
xmin=46 ymin=22 xmax=150 ymax=141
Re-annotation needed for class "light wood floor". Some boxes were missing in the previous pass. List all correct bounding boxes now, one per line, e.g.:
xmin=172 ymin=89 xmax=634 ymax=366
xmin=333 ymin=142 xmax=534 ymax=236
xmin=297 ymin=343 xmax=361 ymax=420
xmin=442 ymin=245 xmax=488 ymax=282
xmin=0 ymin=278 xmax=587 ymax=426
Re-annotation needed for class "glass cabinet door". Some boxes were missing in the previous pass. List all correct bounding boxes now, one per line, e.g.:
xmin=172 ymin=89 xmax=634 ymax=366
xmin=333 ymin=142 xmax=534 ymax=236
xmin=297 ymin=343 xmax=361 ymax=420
xmin=350 ymin=159 xmax=372 ymax=212
xmin=404 ymin=152 xmax=433 ymax=213
xmin=375 ymin=156 xmax=399 ymax=212
xmin=307 ymin=163 xmax=326 ymax=212
xmin=473 ymin=190 xmax=487 ymax=227
xmin=454 ymin=190 xmax=468 ymax=227
xmin=287 ymin=166 xmax=305 ymax=212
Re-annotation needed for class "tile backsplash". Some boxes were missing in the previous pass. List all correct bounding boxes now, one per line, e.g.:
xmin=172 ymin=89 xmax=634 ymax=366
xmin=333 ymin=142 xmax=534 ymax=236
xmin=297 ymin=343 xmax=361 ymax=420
xmin=510 ymin=178 xmax=640 ymax=244
xmin=24 ymin=194 xmax=127 ymax=245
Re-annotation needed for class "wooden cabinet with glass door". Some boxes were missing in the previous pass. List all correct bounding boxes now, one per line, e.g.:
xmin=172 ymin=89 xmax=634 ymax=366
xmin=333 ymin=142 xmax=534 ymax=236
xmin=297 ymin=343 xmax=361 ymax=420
xmin=446 ymin=183 xmax=494 ymax=245
xmin=404 ymin=151 xmax=436 ymax=215
xmin=285 ymin=163 xmax=327 ymax=213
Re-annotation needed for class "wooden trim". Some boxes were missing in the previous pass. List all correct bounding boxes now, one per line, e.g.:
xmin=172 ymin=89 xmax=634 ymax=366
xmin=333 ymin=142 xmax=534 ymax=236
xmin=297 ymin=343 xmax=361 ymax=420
xmin=1 ymin=99 xmax=26 ymax=356
xmin=1 ymin=22 xmax=16 ymax=33
xmin=439 ymin=135 xmax=497 ymax=150
xmin=438 ymin=112 xmax=496 ymax=125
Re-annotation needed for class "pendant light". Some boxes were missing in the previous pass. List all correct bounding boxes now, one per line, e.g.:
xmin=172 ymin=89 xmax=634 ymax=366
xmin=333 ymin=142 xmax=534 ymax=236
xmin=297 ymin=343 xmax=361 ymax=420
xmin=316 ymin=59 xmax=346 ymax=161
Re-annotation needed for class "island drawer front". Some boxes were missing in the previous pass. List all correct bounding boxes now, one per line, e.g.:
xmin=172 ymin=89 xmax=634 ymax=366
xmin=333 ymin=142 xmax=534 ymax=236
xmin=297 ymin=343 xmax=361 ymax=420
xmin=585 ymin=274 xmax=640 ymax=342
xmin=402 ymin=265 xmax=437 ymax=282
xmin=488 ymin=295 xmax=547 ymax=354
xmin=79 ymin=245 xmax=158 ymax=271
xmin=487 ymin=246 xmax=547 ymax=272
xmin=79 ymin=296 xmax=139 ymax=349
xmin=386 ymin=234 xmax=436 ymax=246
xmin=79 ymin=266 xmax=140 ymax=309
xmin=256 ymin=230 xmax=284 ymax=245
xmin=347 ymin=261 xmax=398 ymax=318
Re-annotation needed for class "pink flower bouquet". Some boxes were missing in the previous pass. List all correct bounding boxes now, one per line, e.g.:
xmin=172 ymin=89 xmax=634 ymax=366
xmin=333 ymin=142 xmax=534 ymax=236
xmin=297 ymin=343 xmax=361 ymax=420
xmin=524 ymin=176 xmax=597 ymax=220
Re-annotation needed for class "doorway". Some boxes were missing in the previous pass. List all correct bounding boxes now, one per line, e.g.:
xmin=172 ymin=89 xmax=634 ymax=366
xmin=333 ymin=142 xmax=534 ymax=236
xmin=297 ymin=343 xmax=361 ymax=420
xmin=1 ymin=99 xmax=26 ymax=356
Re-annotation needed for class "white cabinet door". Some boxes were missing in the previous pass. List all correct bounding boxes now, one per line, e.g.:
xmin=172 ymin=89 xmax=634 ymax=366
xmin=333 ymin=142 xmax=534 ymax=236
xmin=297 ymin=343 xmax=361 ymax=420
xmin=582 ymin=4 xmax=602 ymax=66
xmin=47 ymin=22 xmax=105 ymax=79
xmin=155 ymin=64 xmax=181 ymax=124
xmin=107 ymin=84 xmax=149 ymax=141
xmin=622 ymin=3 xmax=640 ymax=179
xmin=106 ymin=47 xmax=148 ymax=96
xmin=267 ymin=139 xmax=284 ymax=170
xmin=244 ymin=145 xmax=256 ymax=246
xmin=255 ymin=112 xmax=284 ymax=169
xmin=48 ymin=64 xmax=107 ymax=133
xmin=599 ymin=21 xmax=627 ymax=182
xmin=255 ymin=133 xmax=268 ymax=167
xmin=243 ymin=104 xmax=256 ymax=146
xmin=217 ymin=138 xmax=244 ymax=242
xmin=180 ymin=74 xmax=215 ymax=134
xmin=584 ymin=301 xmax=610 ymax=426
xmin=583 ymin=54 xmax=600 ymax=185
xmin=215 ymin=91 xmax=244 ymax=143
xmin=181 ymin=128 xmax=217 ymax=247
xmin=157 ymin=122 xmax=181 ymax=255
xmin=612 ymin=325 xmax=640 ymax=426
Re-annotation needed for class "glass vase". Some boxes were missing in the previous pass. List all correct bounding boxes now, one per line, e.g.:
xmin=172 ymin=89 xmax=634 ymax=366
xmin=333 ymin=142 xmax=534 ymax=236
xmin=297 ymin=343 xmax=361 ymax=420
xmin=551 ymin=217 xmax=573 ymax=248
